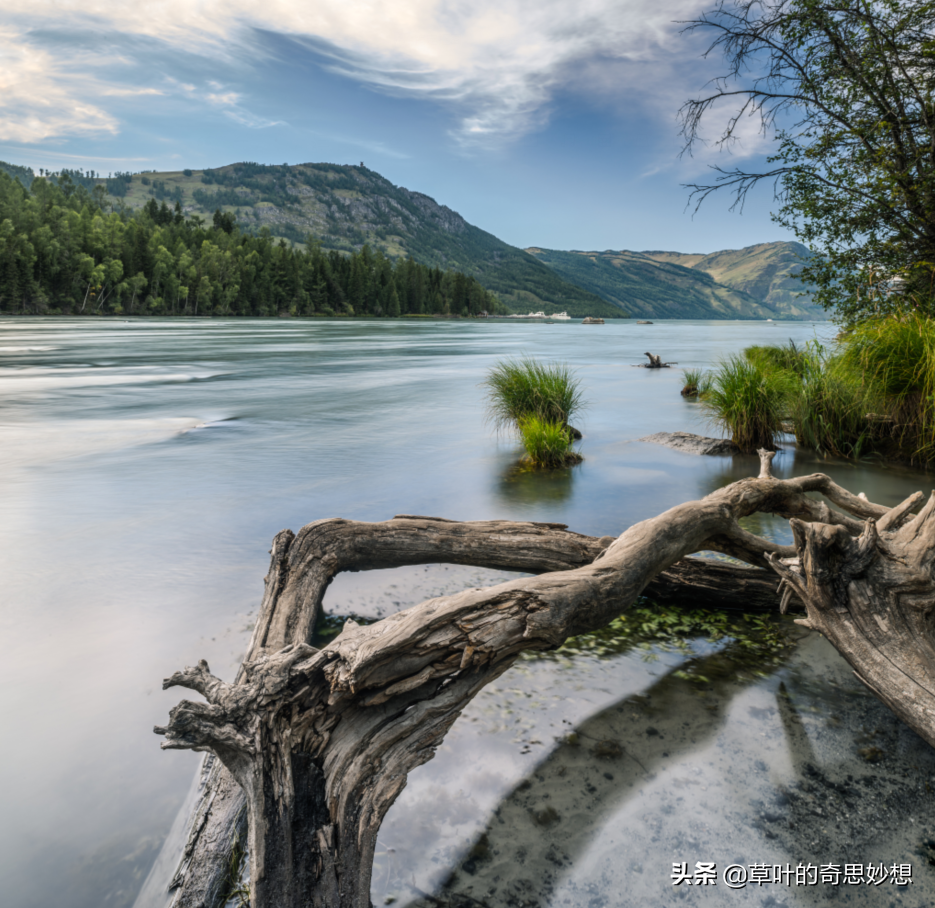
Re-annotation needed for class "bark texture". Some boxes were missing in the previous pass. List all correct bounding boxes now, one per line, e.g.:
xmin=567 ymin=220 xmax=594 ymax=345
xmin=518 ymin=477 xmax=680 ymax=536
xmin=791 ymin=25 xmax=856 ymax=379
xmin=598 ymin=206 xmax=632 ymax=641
xmin=154 ymin=468 xmax=932 ymax=907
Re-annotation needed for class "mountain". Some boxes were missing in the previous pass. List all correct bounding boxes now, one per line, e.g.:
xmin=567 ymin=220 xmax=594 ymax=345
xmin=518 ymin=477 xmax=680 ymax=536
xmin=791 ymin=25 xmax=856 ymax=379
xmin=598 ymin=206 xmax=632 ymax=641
xmin=642 ymin=242 xmax=821 ymax=316
xmin=103 ymin=162 xmax=625 ymax=319
xmin=527 ymin=244 xmax=827 ymax=320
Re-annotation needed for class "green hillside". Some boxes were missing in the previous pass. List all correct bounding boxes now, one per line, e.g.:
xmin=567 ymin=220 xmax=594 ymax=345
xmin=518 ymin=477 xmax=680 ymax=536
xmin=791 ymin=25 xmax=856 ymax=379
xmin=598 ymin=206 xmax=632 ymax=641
xmin=103 ymin=162 xmax=625 ymax=319
xmin=526 ymin=248 xmax=772 ymax=319
xmin=528 ymin=245 xmax=826 ymax=320
xmin=642 ymin=242 xmax=824 ymax=318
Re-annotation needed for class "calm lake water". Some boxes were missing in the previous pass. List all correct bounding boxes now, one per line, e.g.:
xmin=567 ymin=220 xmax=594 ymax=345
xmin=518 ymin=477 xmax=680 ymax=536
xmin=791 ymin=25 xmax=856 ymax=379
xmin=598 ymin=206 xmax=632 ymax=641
xmin=2 ymin=316 xmax=934 ymax=908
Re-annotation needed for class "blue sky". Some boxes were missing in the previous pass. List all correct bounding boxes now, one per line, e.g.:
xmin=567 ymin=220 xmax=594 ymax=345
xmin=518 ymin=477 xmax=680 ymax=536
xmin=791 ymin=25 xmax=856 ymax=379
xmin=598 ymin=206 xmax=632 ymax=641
xmin=0 ymin=0 xmax=795 ymax=253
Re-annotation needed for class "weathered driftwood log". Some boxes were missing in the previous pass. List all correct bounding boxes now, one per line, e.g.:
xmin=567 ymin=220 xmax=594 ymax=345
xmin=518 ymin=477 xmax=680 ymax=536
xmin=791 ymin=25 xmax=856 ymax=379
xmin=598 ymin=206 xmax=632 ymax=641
xmin=154 ymin=463 xmax=932 ymax=908
xmin=156 ymin=457 xmax=935 ymax=908
xmin=639 ymin=352 xmax=677 ymax=368
xmin=148 ymin=519 xmax=784 ymax=908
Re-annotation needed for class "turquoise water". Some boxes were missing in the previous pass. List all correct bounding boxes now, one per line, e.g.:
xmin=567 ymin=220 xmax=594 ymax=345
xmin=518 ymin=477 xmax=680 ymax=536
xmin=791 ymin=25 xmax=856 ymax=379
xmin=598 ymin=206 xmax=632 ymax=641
xmin=1 ymin=317 xmax=933 ymax=908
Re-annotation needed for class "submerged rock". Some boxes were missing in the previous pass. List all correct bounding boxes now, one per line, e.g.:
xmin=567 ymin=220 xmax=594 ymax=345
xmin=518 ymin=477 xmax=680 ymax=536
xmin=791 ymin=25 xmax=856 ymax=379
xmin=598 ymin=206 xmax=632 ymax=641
xmin=639 ymin=431 xmax=739 ymax=456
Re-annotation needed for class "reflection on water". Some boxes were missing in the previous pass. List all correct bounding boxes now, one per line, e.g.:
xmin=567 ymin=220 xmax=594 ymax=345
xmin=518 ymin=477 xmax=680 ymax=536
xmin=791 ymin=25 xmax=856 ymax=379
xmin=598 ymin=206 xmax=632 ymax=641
xmin=3 ymin=317 xmax=935 ymax=908
xmin=379 ymin=629 xmax=935 ymax=908
xmin=496 ymin=459 xmax=578 ymax=506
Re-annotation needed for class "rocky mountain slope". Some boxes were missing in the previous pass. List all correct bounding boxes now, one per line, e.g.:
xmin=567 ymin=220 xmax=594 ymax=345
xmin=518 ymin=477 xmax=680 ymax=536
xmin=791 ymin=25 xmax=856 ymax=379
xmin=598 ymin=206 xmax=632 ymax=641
xmin=105 ymin=162 xmax=624 ymax=318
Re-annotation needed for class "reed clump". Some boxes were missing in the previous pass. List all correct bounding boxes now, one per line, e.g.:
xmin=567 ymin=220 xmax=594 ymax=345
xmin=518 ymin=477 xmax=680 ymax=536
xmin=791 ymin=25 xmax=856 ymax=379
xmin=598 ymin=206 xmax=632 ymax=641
xmin=680 ymin=367 xmax=710 ymax=397
xmin=483 ymin=358 xmax=585 ymax=467
xmin=697 ymin=354 xmax=793 ymax=453
xmin=518 ymin=415 xmax=583 ymax=467
xmin=694 ymin=309 xmax=935 ymax=465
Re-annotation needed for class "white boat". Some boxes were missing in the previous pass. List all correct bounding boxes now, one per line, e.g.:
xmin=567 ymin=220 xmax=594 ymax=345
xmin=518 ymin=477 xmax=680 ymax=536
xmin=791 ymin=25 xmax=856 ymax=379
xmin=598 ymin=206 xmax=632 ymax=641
xmin=502 ymin=311 xmax=572 ymax=320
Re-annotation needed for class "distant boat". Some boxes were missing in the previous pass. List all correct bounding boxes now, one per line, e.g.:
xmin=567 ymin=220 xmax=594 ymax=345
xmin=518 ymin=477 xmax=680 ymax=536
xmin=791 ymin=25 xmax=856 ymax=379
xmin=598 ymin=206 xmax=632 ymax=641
xmin=502 ymin=311 xmax=572 ymax=320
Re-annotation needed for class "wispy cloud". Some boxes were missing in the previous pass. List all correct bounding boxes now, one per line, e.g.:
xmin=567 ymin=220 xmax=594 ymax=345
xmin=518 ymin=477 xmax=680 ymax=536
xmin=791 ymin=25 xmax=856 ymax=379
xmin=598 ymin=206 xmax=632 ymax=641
xmin=205 ymin=87 xmax=285 ymax=128
xmin=0 ymin=28 xmax=119 ymax=142
xmin=1 ymin=0 xmax=722 ymax=146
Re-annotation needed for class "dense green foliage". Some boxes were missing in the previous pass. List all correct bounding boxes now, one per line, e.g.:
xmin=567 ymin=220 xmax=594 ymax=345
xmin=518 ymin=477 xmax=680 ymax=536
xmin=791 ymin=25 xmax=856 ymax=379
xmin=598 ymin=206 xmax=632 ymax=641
xmin=0 ymin=170 xmax=507 ymax=317
xmin=699 ymin=354 xmax=793 ymax=452
xmin=683 ymin=0 xmax=935 ymax=323
xmin=680 ymin=368 xmax=708 ymax=397
xmin=0 ymin=161 xmax=35 ymax=189
xmin=483 ymin=358 xmax=585 ymax=467
xmin=483 ymin=358 xmax=585 ymax=432
xmin=517 ymin=415 xmax=581 ymax=468
xmin=698 ymin=317 xmax=935 ymax=464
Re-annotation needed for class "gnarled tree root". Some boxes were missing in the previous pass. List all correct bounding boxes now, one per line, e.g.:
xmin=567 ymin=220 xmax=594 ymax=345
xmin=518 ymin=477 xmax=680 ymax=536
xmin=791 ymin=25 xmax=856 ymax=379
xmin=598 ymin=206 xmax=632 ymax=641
xmin=152 ymin=466 xmax=930 ymax=908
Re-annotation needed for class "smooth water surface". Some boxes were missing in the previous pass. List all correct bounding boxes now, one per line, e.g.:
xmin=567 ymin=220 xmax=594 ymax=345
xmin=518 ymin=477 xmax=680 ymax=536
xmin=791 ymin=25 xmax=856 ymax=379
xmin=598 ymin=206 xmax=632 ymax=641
xmin=1 ymin=317 xmax=933 ymax=908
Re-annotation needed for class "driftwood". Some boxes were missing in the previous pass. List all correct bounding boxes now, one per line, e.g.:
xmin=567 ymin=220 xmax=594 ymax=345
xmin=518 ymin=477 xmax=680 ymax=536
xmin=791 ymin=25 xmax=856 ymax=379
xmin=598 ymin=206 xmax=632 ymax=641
xmin=154 ymin=451 xmax=935 ymax=907
xmin=637 ymin=352 xmax=677 ymax=368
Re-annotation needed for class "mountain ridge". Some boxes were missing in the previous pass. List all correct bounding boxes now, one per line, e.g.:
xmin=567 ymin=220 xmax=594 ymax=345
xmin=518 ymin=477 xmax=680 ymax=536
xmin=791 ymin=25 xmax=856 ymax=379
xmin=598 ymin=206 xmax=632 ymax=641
xmin=97 ymin=162 xmax=627 ymax=319
xmin=526 ymin=243 xmax=826 ymax=320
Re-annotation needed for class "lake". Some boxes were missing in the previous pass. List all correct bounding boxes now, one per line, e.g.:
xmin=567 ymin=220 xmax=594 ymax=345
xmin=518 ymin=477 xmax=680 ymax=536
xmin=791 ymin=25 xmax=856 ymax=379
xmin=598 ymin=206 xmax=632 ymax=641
xmin=2 ymin=316 xmax=934 ymax=908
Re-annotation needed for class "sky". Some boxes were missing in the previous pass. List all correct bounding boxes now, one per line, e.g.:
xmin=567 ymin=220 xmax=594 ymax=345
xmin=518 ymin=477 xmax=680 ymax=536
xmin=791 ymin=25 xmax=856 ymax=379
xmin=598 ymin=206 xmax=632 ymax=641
xmin=0 ymin=0 xmax=797 ymax=253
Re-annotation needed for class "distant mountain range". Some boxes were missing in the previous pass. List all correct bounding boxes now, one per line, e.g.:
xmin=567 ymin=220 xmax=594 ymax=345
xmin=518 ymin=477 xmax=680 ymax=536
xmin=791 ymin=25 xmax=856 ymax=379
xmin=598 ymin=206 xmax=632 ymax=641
xmin=12 ymin=157 xmax=825 ymax=320
xmin=526 ymin=244 xmax=825 ymax=320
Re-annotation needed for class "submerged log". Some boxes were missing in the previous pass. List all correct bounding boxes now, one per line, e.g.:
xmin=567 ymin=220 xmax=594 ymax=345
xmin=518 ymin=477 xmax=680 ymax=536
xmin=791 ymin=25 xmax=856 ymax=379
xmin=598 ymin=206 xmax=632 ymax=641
xmin=638 ymin=352 xmax=677 ymax=368
xmin=154 ymin=462 xmax=933 ymax=908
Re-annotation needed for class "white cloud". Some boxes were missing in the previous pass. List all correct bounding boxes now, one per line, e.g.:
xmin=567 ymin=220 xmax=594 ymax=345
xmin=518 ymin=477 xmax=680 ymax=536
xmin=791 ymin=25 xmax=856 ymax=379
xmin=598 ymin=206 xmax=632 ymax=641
xmin=1 ymin=0 xmax=717 ymax=146
xmin=0 ymin=28 xmax=119 ymax=142
xmin=205 ymin=88 xmax=284 ymax=128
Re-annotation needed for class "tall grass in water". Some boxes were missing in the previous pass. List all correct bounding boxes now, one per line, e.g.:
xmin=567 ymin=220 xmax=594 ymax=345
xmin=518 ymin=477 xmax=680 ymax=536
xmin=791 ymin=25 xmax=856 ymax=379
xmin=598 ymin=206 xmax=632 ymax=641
xmin=705 ymin=319 xmax=935 ymax=465
xmin=786 ymin=343 xmax=881 ymax=459
xmin=680 ymin=368 xmax=710 ymax=397
xmin=483 ymin=358 xmax=585 ymax=467
xmin=483 ymin=358 xmax=585 ymax=431
xmin=745 ymin=341 xmax=808 ymax=378
xmin=839 ymin=311 xmax=935 ymax=463
xmin=699 ymin=355 xmax=792 ymax=452
xmin=518 ymin=416 xmax=582 ymax=467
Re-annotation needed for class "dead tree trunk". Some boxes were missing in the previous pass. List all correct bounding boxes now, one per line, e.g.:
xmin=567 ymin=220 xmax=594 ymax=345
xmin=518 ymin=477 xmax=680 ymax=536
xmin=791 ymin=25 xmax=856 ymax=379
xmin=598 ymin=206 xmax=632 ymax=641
xmin=148 ymin=521 xmax=783 ymax=908
xmin=154 ymin=465 xmax=933 ymax=908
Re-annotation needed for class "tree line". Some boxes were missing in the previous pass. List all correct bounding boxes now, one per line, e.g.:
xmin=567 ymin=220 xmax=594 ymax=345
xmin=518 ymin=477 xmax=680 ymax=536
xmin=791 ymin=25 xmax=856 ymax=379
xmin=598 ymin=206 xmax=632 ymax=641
xmin=0 ymin=170 xmax=508 ymax=318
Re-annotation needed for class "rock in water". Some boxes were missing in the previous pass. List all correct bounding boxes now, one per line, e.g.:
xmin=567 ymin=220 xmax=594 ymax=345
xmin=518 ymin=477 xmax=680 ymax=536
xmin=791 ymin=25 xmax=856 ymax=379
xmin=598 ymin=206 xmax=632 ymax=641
xmin=639 ymin=431 xmax=739 ymax=456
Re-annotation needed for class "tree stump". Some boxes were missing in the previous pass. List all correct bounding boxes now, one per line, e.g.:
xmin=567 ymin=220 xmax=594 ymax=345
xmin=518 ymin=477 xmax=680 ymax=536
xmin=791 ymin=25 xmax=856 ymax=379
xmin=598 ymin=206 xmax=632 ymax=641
xmin=638 ymin=352 xmax=677 ymax=368
xmin=154 ymin=462 xmax=934 ymax=907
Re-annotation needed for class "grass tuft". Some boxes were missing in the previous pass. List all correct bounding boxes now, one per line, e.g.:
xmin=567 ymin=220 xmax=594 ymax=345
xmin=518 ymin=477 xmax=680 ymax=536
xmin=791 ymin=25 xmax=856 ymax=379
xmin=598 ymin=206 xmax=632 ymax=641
xmin=483 ymin=358 xmax=585 ymax=432
xmin=681 ymin=367 xmax=710 ymax=397
xmin=699 ymin=354 xmax=792 ymax=453
xmin=517 ymin=415 xmax=582 ymax=468
xmin=483 ymin=357 xmax=585 ymax=467
xmin=696 ymin=312 xmax=935 ymax=465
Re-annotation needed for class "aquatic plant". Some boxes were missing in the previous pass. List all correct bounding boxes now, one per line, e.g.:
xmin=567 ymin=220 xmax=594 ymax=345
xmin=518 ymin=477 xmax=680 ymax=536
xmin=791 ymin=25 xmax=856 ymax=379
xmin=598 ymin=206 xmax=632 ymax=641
xmin=517 ymin=415 xmax=582 ymax=468
xmin=699 ymin=354 xmax=793 ymax=452
xmin=733 ymin=315 xmax=935 ymax=465
xmin=680 ymin=367 xmax=709 ymax=397
xmin=786 ymin=343 xmax=880 ymax=459
xmin=839 ymin=309 xmax=935 ymax=463
xmin=482 ymin=357 xmax=585 ymax=432
xmin=526 ymin=600 xmax=798 ymax=683
xmin=744 ymin=340 xmax=808 ymax=378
